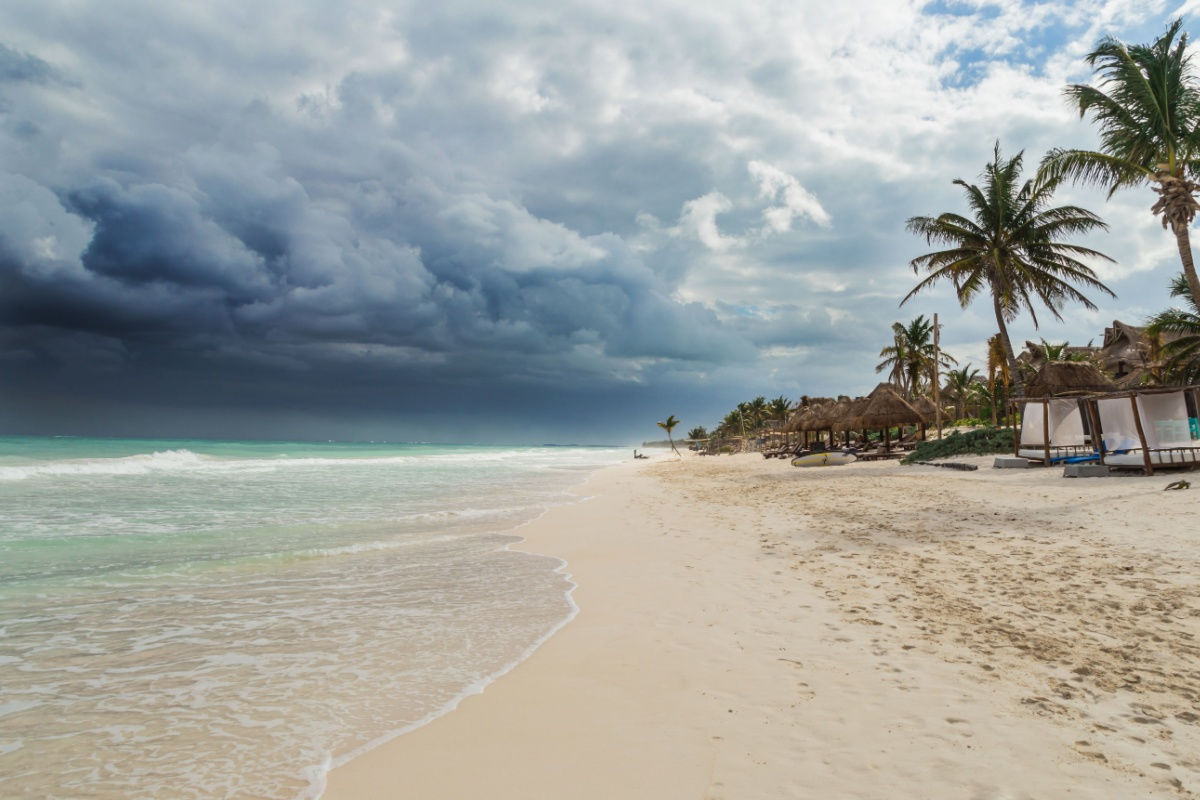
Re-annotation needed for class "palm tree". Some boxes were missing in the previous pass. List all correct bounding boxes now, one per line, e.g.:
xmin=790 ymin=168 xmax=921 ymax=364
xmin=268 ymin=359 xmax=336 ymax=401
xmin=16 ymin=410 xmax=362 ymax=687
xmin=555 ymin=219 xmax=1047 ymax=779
xmin=877 ymin=316 xmax=957 ymax=398
xmin=904 ymin=142 xmax=1116 ymax=392
xmin=876 ymin=322 xmax=911 ymax=394
xmin=985 ymin=333 xmax=1010 ymax=425
xmin=1044 ymin=19 xmax=1200 ymax=304
xmin=943 ymin=365 xmax=980 ymax=421
xmin=686 ymin=426 xmax=708 ymax=441
xmin=1039 ymin=339 xmax=1071 ymax=361
xmin=657 ymin=414 xmax=681 ymax=457
xmin=767 ymin=395 xmax=791 ymax=426
xmin=1147 ymin=273 xmax=1200 ymax=383
xmin=746 ymin=396 xmax=769 ymax=432
xmin=969 ymin=380 xmax=1005 ymax=427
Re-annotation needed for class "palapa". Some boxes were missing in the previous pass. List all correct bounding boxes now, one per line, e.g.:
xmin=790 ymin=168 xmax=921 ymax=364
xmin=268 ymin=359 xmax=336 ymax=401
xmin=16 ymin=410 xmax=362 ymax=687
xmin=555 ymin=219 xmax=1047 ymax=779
xmin=1024 ymin=361 xmax=1116 ymax=398
xmin=796 ymin=402 xmax=828 ymax=432
xmin=910 ymin=396 xmax=942 ymax=423
xmin=852 ymin=383 xmax=924 ymax=429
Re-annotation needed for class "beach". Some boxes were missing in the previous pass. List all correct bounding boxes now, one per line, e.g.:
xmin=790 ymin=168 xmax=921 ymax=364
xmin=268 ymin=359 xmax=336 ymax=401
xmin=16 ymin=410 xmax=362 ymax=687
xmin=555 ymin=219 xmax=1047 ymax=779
xmin=324 ymin=452 xmax=1200 ymax=799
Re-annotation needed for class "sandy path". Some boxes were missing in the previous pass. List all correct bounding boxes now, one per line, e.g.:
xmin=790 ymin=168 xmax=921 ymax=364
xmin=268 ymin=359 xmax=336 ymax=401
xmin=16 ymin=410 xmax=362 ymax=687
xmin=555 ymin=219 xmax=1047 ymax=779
xmin=323 ymin=453 xmax=1200 ymax=798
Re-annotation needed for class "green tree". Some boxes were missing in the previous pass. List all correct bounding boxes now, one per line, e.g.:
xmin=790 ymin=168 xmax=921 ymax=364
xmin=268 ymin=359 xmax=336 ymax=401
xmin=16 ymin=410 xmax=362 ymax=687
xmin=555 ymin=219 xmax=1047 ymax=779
xmin=657 ymin=414 xmax=681 ymax=456
xmin=904 ymin=143 xmax=1116 ymax=392
xmin=1147 ymin=273 xmax=1200 ymax=383
xmin=767 ymin=395 xmax=791 ymax=426
xmin=943 ymin=364 xmax=980 ymax=420
xmin=876 ymin=322 xmax=911 ymax=394
xmin=1039 ymin=339 xmax=1071 ymax=361
xmin=746 ymin=396 xmax=769 ymax=431
xmin=686 ymin=426 xmax=709 ymax=441
xmin=985 ymin=334 xmax=1010 ymax=425
xmin=876 ymin=316 xmax=956 ymax=398
xmin=968 ymin=380 xmax=1005 ymax=427
xmin=1044 ymin=19 xmax=1200 ymax=305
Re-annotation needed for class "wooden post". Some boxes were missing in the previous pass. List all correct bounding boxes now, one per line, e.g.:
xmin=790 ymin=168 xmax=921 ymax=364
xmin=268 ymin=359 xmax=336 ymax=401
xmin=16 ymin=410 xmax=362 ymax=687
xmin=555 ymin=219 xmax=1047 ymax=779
xmin=1042 ymin=399 xmax=1051 ymax=467
xmin=933 ymin=312 xmax=942 ymax=440
xmin=1130 ymin=394 xmax=1154 ymax=476
xmin=1087 ymin=399 xmax=1106 ymax=465
xmin=1011 ymin=400 xmax=1019 ymax=457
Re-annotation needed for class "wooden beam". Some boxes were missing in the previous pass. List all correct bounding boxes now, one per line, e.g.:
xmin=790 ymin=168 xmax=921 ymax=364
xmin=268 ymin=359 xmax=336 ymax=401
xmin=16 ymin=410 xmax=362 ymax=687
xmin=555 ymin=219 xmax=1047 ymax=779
xmin=1087 ymin=399 xmax=1106 ymax=465
xmin=1130 ymin=394 xmax=1154 ymax=476
xmin=1042 ymin=399 xmax=1051 ymax=467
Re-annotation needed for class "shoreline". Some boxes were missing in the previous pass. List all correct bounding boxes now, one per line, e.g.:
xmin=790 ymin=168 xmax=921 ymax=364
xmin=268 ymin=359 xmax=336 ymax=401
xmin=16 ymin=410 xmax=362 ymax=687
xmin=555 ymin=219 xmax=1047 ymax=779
xmin=322 ymin=452 xmax=1200 ymax=799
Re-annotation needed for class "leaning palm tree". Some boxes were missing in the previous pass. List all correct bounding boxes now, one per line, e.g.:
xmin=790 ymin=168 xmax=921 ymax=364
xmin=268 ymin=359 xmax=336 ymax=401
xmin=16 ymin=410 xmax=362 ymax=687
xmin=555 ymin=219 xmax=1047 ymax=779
xmin=1147 ymin=273 xmax=1200 ymax=384
xmin=1043 ymin=19 xmax=1200 ymax=304
xmin=658 ymin=414 xmax=681 ymax=456
xmin=904 ymin=143 xmax=1116 ymax=393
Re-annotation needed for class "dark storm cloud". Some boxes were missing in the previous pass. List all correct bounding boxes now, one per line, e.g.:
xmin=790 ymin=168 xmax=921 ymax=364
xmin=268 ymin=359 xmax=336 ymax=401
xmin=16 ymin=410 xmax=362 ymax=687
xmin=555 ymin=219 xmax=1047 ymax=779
xmin=0 ymin=0 xmax=1184 ymax=441
xmin=0 ymin=42 xmax=64 ymax=86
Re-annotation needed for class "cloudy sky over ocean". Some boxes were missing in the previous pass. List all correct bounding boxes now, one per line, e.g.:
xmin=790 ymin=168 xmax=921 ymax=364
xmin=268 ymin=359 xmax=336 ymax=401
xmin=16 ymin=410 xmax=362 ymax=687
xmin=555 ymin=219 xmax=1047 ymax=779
xmin=0 ymin=0 xmax=1196 ymax=443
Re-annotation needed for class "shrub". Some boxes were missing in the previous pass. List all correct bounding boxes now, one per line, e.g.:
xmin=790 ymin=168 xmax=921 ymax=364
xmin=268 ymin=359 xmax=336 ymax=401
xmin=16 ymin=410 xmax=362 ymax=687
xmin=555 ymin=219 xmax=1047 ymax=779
xmin=901 ymin=427 xmax=1014 ymax=464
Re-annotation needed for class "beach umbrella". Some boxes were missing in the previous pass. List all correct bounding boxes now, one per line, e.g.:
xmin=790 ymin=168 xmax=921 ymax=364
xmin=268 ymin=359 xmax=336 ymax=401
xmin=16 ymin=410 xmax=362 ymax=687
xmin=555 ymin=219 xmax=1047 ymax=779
xmin=910 ymin=396 xmax=944 ymax=440
xmin=851 ymin=383 xmax=923 ymax=450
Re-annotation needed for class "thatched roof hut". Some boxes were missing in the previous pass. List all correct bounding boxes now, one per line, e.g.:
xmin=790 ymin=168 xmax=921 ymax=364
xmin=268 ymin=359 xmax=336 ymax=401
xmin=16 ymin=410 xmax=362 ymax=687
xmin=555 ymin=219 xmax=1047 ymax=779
xmin=819 ymin=397 xmax=857 ymax=430
xmin=801 ymin=400 xmax=830 ymax=431
xmin=852 ymin=383 xmax=924 ymax=429
xmin=1024 ymin=361 xmax=1117 ymax=398
xmin=910 ymin=396 xmax=944 ymax=423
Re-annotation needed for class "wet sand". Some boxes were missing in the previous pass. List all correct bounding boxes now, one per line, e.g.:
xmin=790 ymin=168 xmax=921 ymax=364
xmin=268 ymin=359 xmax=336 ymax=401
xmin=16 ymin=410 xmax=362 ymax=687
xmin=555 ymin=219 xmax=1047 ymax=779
xmin=323 ymin=452 xmax=1200 ymax=798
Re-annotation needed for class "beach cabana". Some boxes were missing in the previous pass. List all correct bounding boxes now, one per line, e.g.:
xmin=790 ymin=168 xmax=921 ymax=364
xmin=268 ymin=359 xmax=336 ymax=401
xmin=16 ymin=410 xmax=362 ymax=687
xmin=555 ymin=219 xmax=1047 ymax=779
xmin=1017 ymin=398 xmax=1094 ymax=465
xmin=1014 ymin=361 xmax=1115 ymax=466
xmin=1094 ymin=387 xmax=1200 ymax=474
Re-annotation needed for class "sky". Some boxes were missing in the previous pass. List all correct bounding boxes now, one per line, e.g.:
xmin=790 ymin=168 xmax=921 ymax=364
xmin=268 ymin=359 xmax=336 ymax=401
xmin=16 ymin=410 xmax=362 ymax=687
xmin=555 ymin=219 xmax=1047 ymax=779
xmin=1 ymin=0 xmax=1198 ymax=444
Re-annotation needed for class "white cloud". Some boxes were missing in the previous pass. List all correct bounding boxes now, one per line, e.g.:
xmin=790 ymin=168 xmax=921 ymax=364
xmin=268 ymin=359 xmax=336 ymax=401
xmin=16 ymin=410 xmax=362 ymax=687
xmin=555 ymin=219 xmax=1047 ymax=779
xmin=748 ymin=160 xmax=831 ymax=231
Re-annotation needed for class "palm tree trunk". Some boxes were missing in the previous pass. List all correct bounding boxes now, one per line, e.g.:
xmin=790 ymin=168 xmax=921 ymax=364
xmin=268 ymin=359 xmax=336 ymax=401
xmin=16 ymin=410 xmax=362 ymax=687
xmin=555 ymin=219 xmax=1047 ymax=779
xmin=992 ymin=293 xmax=1022 ymax=395
xmin=1171 ymin=220 xmax=1200 ymax=309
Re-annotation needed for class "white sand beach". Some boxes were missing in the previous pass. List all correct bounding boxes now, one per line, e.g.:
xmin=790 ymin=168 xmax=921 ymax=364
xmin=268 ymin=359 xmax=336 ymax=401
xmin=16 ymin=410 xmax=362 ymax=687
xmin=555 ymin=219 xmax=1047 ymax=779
xmin=323 ymin=453 xmax=1200 ymax=799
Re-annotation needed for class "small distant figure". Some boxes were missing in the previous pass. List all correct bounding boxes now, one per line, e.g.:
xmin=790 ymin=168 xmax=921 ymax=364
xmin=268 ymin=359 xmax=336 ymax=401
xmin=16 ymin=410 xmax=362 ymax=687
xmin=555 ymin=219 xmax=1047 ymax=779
xmin=633 ymin=449 xmax=648 ymax=459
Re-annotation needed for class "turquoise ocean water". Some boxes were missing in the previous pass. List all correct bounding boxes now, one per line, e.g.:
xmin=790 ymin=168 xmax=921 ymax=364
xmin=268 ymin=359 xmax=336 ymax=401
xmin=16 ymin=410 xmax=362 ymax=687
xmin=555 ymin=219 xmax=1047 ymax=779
xmin=0 ymin=436 xmax=626 ymax=799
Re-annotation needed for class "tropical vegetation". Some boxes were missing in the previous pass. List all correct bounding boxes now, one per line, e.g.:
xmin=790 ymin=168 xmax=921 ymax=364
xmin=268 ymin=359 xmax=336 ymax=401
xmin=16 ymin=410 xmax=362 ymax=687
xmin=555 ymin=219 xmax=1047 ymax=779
xmin=657 ymin=415 xmax=681 ymax=456
xmin=904 ymin=142 xmax=1116 ymax=393
xmin=1044 ymin=18 xmax=1200 ymax=304
xmin=942 ymin=365 xmax=979 ymax=421
xmin=1146 ymin=273 xmax=1200 ymax=383
xmin=901 ymin=428 xmax=1015 ymax=464
xmin=679 ymin=19 xmax=1200 ymax=459
xmin=875 ymin=315 xmax=957 ymax=398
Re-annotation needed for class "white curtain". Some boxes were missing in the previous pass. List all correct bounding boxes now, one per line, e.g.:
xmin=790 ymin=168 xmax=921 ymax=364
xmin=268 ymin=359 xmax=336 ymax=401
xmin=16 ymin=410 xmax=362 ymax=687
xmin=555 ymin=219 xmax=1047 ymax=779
xmin=1096 ymin=396 xmax=1140 ymax=452
xmin=1019 ymin=401 xmax=1045 ymax=445
xmin=1020 ymin=399 xmax=1086 ymax=446
xmin=1137 ymin=391 xmax=1191 ymax=449
xmin=1047 ymin=398 xmax=1087 ymax=446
